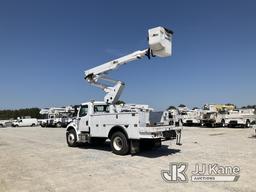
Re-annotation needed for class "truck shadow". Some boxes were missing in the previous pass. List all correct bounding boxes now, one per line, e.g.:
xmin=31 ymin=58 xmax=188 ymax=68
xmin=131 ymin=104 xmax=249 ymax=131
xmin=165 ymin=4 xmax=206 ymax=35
xmin=78 ymin=143 xmax=180 ymax=158
xmin=135 ymin=145 xmax=180 ymax=158
xmin=78 ymin=142 xmax=112 ymax=152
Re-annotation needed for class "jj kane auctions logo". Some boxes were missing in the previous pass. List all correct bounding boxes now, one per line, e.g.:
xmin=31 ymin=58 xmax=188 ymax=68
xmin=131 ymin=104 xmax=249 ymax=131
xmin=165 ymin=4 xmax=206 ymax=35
xmin=161 ymin=163 xmax=240 ymax=183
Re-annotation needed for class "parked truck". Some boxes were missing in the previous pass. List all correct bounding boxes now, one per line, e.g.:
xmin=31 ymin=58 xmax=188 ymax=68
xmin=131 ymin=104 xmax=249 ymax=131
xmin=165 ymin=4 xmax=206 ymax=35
xmin=201 ymin=111 xmax=227 ymax=127
xmin=0 ymin=120 xmax=8 ymax=127
xmin=201 ymin=104 xmax=235 ymax=127
xmin=181 ymin=109 xmax=203 ymax=126
xmin=66 ymin=26 xmax=182 ymax=155
xmin=225 ymin=109 xmax=256 ymax=128
xmin=39 ymin=106 xmax=74 ymax=128
xmin=167 ymin=108 xmax=183 ymax=126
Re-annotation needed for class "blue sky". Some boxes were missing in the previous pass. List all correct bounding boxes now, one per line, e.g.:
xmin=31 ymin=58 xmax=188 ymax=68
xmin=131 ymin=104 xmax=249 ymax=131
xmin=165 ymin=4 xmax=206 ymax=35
xmin=0 ymin=0 xmax=255 ymax=110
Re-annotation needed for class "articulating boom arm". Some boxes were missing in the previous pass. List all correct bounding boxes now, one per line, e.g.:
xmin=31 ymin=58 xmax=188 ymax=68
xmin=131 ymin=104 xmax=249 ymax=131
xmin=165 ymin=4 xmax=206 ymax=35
xmin=84 ymin=26 xmax=173 ymax=104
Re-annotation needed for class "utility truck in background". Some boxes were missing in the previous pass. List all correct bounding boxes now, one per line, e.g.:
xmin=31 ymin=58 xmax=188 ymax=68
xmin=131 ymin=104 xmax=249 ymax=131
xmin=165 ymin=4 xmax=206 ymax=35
xmin=39 ymin=106 xmax=74 ymax=128
xmin=201 ymin=104 xmax=235 ymax=127
xmin=181 ymin=108 xmax=203 ymax=126
xmin=225 ymin=108 xmax=256 ymax=128
xmin=166 ymin=108 xmax=183 ymax=126
xmin=66 ymin=26 xmax=182 ymax=155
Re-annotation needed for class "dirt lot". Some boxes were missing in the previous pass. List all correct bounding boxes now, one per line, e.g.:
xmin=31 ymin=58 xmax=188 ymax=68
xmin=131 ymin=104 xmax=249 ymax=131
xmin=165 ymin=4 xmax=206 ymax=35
xmin=0 ymin=126 xmax=255 ymax=192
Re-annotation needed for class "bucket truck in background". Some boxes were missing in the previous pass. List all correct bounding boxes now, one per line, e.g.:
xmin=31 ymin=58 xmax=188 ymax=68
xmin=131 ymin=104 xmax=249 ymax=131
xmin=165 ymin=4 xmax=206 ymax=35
xmin=225 ymin=108 xmax=256 ymax=128
xmin=66 ymin=26 xmax=182 ymax=155
xmin=39 ymin=106 xmax=74 ymax=128
xmin=181 ymin=108 xmax=203 ymax=126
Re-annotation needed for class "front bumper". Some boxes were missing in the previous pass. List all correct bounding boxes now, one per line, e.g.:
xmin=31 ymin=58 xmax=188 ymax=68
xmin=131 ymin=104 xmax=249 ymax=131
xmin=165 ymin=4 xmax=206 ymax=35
xmin=184 ymin=119 xmax=200 ymax=124
xmin=202 ymin=119 xmax=215 ymax=124
xmin=228 ymin=119 xmax=245 ymax=125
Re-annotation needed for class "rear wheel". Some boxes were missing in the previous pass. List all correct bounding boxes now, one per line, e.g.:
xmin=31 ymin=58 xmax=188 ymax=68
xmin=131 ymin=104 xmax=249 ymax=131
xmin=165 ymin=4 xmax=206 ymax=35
xmin=245 ymin=120 xmax=250 ymax=128
xmin=66 ymin=129 xmax=78 ymax=147
xmin=221 ymin=120 xmax=225 ymax=127
xmin=56 ymin=122 xmax=62 ymax=128
xmin=110 ymin=132 xmax=129 ymax=155
xmin=31 ymin=123 xmax=35 ymax=127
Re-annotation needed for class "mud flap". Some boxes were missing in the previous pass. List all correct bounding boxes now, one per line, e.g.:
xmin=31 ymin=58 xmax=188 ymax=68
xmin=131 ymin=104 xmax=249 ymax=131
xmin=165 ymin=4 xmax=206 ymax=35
xmin=130 ymin=139 xmax=140 ymax=155
xmin=175 ymin=129 xmax=182 ymax=145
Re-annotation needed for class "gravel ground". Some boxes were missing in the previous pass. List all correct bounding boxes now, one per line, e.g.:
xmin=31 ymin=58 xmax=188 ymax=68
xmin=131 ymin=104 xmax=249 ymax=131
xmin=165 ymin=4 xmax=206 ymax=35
xmin=0 ymin=126 xmax=255 ymax=192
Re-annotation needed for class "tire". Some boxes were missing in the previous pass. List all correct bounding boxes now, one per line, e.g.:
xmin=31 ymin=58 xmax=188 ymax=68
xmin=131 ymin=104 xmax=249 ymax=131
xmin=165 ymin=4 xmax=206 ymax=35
xmin=56 ymin=122 xmax=62 ymax=128
xmin=110 ymin=132 xmax=129 ymax=155
xmin=66 ymin=129 xmax=78 ymax=147
xmin=31 ymin=123 xmax=35 ymax=127
xmin=0 ymin=124 xmax=4 ymax=128
xmin=245 ymin=120 xmax=250 ymax=128
xmin=221 ymin=120 xmax=225 ymax=127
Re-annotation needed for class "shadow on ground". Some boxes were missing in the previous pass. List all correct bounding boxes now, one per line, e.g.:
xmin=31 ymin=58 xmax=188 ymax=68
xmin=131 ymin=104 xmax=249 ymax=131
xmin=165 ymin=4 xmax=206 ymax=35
xmin=77 ymin=142 xmax=180 ymax=158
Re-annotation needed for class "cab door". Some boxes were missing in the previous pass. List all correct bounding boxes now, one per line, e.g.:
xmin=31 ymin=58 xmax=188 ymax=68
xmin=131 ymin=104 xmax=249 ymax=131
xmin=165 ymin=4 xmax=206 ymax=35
xmin=78 ymin=105 xmax=89 ymax=132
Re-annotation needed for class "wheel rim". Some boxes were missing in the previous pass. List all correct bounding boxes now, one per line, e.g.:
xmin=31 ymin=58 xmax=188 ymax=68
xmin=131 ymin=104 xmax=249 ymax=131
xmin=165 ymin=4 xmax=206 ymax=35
xmin=68 ymin=133 xmax=75 ymax=144
xmin=113 ymin=136 xmax=123 ymax=151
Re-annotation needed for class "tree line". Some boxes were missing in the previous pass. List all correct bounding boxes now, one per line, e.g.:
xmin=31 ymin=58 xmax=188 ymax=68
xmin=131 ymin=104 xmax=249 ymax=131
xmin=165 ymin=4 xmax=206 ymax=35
xmin=0 ymin=108 xmax=41 ymax=120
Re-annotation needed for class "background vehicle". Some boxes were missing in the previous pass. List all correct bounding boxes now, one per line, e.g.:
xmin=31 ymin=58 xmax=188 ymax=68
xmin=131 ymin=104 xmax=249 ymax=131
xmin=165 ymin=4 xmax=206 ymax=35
xmin=201 ymin=111 xmax=227 ymax=127
xmin=201 ymin=104 xmax=235 ymax=127
xmin=225 ymin=109 xmax=256 ymax=128
xmin=181 ymin=109 xmax=203 ymax=126
xmin=39 ymin=106 xmax=74 ymax=127
xmin=66 ymin=26 xmax=182 ymax=155
xmin=167 ymin=108 xmax=183 ymax=126
xmin=0 ymin=120 xmax=8 ymax=127
xmin=12 ymin=117 xmax=38 ymax=127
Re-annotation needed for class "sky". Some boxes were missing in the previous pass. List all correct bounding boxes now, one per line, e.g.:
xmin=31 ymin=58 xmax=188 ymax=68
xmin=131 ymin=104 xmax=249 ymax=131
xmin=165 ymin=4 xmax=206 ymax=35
xmin=0 ymin=0 xmax=256 ymax=110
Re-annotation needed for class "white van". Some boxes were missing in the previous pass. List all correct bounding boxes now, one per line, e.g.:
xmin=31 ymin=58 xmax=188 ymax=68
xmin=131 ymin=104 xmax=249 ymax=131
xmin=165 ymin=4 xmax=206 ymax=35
xmin=12 ymin=117 xmax=38 ymax=127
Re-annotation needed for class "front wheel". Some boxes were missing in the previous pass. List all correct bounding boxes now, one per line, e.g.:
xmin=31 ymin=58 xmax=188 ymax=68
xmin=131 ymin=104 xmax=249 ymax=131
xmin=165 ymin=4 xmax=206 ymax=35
xmin=66 ymin=129 xmax=78 ymax=147
xmin=110 ymin=132 xmax=129 ymax=155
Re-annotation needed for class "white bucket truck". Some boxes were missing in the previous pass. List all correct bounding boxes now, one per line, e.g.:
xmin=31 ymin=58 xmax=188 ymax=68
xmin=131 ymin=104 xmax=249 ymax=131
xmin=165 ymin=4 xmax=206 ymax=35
xmin=66 ymin=26 xmax=182 ymax=155
xmin=225 ymin=109 xmax=256 ymax=128
xmin=39 ymin=106 xmax=74 ymax=127
xmin=181 ymin=108 xmax=203 ymax=126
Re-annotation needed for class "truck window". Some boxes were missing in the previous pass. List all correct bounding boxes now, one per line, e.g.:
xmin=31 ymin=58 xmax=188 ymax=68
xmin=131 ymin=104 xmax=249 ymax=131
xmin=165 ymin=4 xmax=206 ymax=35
xmin=79 ymin=105 xmax=88 ymax=117
xmin=94 ymin=105 xmax=109 ymax=113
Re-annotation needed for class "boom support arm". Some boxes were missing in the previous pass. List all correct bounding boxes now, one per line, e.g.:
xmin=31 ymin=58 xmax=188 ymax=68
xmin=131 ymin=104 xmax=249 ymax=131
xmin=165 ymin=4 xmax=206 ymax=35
xmin=84 ymin=26 xmax=173 ymax=104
